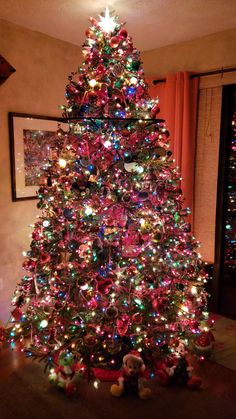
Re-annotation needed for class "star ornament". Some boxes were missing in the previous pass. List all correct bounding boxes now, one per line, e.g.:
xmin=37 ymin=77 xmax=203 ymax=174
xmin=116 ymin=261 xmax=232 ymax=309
xmin=98 ymin=7 xmax=117 ymax=33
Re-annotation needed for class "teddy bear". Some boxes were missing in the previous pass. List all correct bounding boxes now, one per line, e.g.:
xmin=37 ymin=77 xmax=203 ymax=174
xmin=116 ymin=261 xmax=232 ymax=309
xmin=156 ymin=340 xmax=202 ymax=389
xmin=110 ymin=351 xmax=152 ymax=400
xmin=48 ymin=351 xmax=79 ymax=396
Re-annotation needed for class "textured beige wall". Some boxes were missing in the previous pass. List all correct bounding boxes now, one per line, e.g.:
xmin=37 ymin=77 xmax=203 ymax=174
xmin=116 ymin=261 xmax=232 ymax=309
xmin=142 ymin=28 xmax=236 ymax=78
xmin=0 ymin=19 xmax=82 ymax=323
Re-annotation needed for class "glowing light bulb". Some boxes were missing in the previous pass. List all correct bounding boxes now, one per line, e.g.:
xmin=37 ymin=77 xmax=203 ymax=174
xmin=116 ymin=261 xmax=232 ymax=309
xmin=58 ymin=158 xmax=67 ymax=168
xmin=93 ymin=379 xmax=100 ymax=389
xmin=40 ymin=319 xmax=48 ymax=328
xmin=104 ymin=140 xmax=112 ymax=148
xmin=130 ymin=76 xmax=138 ymax=85
xmin=140 ymin=218 xmax=145 ymax=227
xmin=98 ymin=7 xmax=117 ymax=33
xmin=181 ymin=305 xmax=189 ymax=313
xmin=89 ymin=79 xmax=97 ymax=87
xmin=84 ymin=206 xmax=93 ymax=216
xmin=191 ymin=286 xmax=197 ymax=295
xmin=136 ymin=165 xmax=144 ymax=174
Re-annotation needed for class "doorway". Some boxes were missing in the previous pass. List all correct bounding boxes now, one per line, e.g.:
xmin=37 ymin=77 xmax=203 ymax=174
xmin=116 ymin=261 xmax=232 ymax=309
xmin=213 ymin=84 xmax=236 ymax=319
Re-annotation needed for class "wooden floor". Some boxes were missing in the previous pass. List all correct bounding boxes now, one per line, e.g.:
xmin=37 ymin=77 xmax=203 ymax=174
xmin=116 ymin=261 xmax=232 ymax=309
xmin=1 ymin=345 xmax=236 ymax=419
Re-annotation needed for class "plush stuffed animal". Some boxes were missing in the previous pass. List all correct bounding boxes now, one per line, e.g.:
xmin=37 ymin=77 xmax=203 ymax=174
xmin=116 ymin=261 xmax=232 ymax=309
xmin=110 ymin=351 xmax=152 ymax=400
xmin=48 ymin=351 xmax=79 ymax=396
xmin=156 ymin=340 xmax=202 ymax=390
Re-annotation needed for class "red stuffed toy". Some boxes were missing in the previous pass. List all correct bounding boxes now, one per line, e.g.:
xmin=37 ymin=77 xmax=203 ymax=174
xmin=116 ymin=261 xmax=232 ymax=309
xmin=110 ymin=351 xmax=152 ymax=400
xmin=156 ymin=340 xmax=202 ymax=390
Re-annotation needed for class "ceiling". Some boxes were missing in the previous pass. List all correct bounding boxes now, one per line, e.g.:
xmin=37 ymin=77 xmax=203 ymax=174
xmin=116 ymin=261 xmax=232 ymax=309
xmin=0 ymin=0 xmax=236 ymax=51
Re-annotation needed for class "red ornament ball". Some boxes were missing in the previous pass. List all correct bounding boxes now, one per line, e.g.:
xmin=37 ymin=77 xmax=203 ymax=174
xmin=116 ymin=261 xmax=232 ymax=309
xmin=11 ymin=307 xmax=23 ymax=321
xmin=90 ymin=18 xmax=97 ymax=26
xmin=88 ymin=298 xmax=98 ymax=310
xmin=85 ymin=28 xmax=93 ymax=38
xmin=119 ymin=29 xmax=128 ymax=38
xmin=110 ymin=36 xmax=120 ymax=48
xmin=40 ymin=252 xmax=51 ymax=264
xmin=22 ymin=258 xmax=36 ymax=271
xmin=96 ymin=64 xmax=106 ymax=75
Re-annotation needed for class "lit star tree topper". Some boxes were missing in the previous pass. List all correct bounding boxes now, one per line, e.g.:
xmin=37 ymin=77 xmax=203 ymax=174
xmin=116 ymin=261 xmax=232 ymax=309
xmin=98 ymin=7 xmax=118 ymax=33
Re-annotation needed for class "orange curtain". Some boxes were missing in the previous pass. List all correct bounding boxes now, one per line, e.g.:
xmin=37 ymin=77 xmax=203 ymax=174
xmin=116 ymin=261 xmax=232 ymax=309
xmin=148 ymin=72 xmax=199 ymax=228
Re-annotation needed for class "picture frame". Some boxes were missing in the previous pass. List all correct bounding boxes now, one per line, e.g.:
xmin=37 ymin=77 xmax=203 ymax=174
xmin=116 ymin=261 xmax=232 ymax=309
xmin=9 ymin=112 xmax=69 ymax=201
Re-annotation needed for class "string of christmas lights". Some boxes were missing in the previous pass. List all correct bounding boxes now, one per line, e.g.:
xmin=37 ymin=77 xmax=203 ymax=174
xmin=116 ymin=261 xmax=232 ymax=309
xmin=7 ymin=8 xmax=210 ymax=389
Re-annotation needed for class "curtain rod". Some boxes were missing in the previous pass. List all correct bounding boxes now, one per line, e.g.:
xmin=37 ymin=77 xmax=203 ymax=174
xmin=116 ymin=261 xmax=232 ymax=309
xmin=152 ymin=67 xmax=236 ymax=85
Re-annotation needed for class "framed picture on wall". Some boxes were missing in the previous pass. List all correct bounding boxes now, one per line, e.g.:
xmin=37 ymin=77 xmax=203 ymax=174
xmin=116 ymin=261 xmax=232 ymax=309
xmin=9 ymin=112 xmax=69 ymax=201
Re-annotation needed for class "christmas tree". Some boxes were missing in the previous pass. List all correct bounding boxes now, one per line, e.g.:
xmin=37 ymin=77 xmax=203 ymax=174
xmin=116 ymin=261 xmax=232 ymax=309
xmin=8 ymin=9 xmax=209 ymax=384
